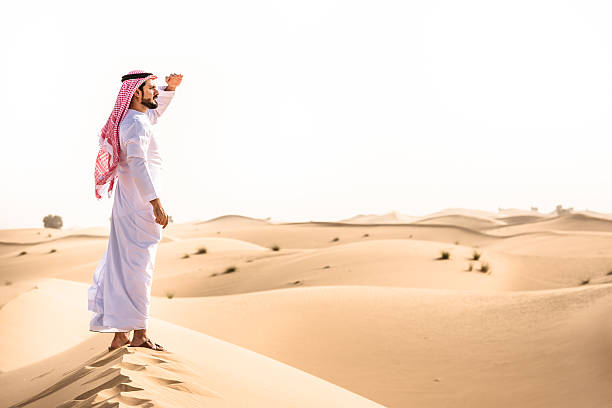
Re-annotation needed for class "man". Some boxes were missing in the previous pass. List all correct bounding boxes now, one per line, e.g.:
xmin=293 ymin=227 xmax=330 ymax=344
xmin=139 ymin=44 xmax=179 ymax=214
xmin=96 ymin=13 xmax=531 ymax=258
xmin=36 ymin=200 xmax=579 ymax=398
xmin=88 ymin=70 xmax=183 ymax=352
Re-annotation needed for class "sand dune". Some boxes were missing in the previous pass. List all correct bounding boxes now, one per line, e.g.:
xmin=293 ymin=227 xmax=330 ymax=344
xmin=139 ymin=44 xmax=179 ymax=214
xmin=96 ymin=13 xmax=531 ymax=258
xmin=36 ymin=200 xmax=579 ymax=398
xmin=494 ymin=214 xmax=549 ymax=225
xmin=167 ymin=221 xmax=499 ymax=249
xmin=412 ymin=214 xmax=506 ymax=230
xmin=2 ymin=209 xmax=612 ymax=407
xmin=421 ymin=208 xmax=500 ymax=219
xmin=2 ymin=278 xmax=610 ymax=408
xmin=196 ymin=214 xmax=271 ymax=227
xmin=488 ymin=213 xmax=612 ymax=235
xmin=0 ymin=228 xmax=72 ymax=245
xmin=340 ymin=211 xmax=420 ymax=224
xmin=0 ymin=281 xmax=382 ymax=407
xmin=151 ymin=284 xmax=612 ymax=408
xmin=151 ymin=239 xmax=502 ymax=297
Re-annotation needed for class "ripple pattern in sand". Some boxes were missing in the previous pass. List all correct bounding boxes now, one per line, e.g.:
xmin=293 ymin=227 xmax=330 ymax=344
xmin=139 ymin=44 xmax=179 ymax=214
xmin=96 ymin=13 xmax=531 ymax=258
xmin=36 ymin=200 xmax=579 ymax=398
xmin=9 ymin=346 xmax=222 ymax=408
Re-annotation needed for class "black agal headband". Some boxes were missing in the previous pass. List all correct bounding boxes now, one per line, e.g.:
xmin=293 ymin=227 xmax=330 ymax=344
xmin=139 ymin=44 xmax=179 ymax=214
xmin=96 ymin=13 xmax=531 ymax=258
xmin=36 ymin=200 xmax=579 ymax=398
xmin=121 ymin=72 xmax=154 ymax=82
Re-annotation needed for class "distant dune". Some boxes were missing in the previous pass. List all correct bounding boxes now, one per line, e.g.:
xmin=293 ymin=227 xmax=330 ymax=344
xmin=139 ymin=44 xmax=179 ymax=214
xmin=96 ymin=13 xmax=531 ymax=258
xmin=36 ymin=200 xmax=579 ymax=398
xmin=196 ymin=214 xmax=271 ymax=227
xmin=340 ymin=211 xmax=420 ymax=224
xmin=412 ymin=214 xmax=506 ymax=230
xmin=488 ymin=213 xmax=612 ymax=236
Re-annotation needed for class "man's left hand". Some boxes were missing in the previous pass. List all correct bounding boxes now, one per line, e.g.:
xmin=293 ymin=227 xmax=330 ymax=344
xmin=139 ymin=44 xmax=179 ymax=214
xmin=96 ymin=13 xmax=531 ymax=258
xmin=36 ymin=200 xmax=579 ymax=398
xmin=165 ymin=73 xmax=183 ymax=91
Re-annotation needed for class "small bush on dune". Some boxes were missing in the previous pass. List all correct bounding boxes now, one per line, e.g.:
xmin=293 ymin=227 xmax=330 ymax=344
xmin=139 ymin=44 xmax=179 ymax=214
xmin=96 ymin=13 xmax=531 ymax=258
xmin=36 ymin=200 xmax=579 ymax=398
xmin=195 ymin=247 xmax=207 ymax=255
xmin=479 ymin=263 xmax=490 ymax=273
xmin=581 ymin=278 xmax=590 ymax=285
xmin=472 ymin=250 xmax=481 ymax=261
xmin=438 ymin=250 xmax=450 ymax=260
xmin=166 ymin=292 xmax=175 ymax=299
xmin=18 ymin=251 xmax=27 ymax=256
xmin=271 ymin=245 xmax=280 ymax=251
xmin=467 ymin=263 xmax=473 ymax=272
xmin=50 ymin=249 xmax=57 ymax=254
xmin=182 ymin=254 xmax=190 ymax=259
xmin=223 ymin=266 xmax=237 ymax=274
xmin=363 ymin=233 xmax=369 ymax=237
xmin=331 ymin=237 xmax=340 ymax=242
xmin=607 ymin=270 xmax=612 ymax=276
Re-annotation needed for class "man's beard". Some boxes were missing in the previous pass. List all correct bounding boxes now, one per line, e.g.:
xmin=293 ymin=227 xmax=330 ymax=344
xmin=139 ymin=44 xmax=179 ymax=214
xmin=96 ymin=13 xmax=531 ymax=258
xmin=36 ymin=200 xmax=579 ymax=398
xmin=142 ymin=97 xmax=158 ymax=109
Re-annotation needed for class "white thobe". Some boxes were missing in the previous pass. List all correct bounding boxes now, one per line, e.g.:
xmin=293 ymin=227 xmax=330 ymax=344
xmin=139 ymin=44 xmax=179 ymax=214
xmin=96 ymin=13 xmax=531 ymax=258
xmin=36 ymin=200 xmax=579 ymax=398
xmin=88 ymin=86 xmax=175 ymax=332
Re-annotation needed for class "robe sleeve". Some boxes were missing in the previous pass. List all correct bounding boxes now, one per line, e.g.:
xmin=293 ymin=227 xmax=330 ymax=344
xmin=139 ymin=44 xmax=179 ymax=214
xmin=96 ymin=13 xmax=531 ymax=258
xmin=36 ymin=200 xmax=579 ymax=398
xmin=146 ymin=85 xmax=175 ymax=125
xmin=125 ymin=123 xmax=158 ymax=203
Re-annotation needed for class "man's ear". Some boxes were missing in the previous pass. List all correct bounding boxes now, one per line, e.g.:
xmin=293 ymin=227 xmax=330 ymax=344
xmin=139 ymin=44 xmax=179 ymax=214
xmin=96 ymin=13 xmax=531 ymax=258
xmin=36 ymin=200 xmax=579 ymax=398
xmin=133 ymin=88 xmax=142 ymax=101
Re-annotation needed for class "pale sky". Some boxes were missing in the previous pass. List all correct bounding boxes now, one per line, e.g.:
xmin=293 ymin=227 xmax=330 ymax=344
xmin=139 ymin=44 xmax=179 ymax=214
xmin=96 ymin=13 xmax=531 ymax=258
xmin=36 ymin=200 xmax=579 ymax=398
xmin=1 ymin=0 xmax=611 ymax=229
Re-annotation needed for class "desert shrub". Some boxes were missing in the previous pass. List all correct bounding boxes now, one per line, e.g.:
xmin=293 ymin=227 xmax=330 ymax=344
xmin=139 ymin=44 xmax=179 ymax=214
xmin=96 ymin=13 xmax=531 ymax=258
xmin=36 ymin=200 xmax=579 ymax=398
xmin=479 ymin=263 xmax=490 ymax=273
xmin=50 ymin=249 xmax=57 ymax=253
xmin=439 ymin=250 xmax=450 ymax=260
xmin=331 ymin=237 xmax=339 ymax=242
xmin=607 ymin=270 xmax=612 ymax=276
xmin=467 ymin=263 xmax=473 ymax=271
xmin=271 ymin=245 xmax=280 ymax=251
xmin=182 ymin=254 xmax=190 ymax=259
xmin=472 ymin=250 xmax=481 ymax=261
xmin=166 ymin=291 xmax=175 ymax=299
xmin=223 ymin=266 xmax=237 ymax=274
xmin=18 ymin=251 xmax=27 ymax=256
xmin=323 ymin=265 xmax=331 ymax=269
xmin=581 ymin=278 xmax=590 ymax=285
xmin=363 ymin=233 xmax=369 ymax=237
xmin=43 ymin=214 xmax=63 ymax=229
xmin=195 ymin=247 xmax=207 ymax=255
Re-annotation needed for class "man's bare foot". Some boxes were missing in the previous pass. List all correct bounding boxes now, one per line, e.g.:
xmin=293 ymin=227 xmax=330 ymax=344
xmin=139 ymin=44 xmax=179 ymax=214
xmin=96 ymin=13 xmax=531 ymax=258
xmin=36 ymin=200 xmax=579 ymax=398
xmin=131 ymin=329 xmax=149 ymax=346
xmin=129 ymin=338 xmax=166 ymax=351
xmin=131 ymin=329 xmax=165 ymax=351
xmin=109 ymin=332 xmax=131 ymax=350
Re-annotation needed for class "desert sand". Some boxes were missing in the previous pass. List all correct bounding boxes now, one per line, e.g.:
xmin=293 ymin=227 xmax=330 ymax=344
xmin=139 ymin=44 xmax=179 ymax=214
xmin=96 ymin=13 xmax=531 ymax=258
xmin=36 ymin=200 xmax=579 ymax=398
xmin=1 ymin=208 xmax=612 ymax=407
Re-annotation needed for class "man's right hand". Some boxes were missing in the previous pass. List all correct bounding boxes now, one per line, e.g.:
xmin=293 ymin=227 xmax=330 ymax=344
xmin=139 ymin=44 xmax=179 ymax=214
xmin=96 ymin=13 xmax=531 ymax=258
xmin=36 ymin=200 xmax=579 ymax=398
xmin=150 ymin=198 xmax=169 ymax=228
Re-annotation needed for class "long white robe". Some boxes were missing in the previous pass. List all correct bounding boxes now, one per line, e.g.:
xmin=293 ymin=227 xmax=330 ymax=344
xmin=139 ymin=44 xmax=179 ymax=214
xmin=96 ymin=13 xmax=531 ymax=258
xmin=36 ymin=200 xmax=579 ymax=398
xmin=88 ymin=86 xmax=175 ymax=332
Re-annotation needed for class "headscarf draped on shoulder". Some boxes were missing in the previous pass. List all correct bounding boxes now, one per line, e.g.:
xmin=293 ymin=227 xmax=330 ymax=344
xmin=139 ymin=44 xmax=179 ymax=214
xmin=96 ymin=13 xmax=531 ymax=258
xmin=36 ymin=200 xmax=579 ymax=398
xmin=94 ymin=70 xmax=157 ymax=199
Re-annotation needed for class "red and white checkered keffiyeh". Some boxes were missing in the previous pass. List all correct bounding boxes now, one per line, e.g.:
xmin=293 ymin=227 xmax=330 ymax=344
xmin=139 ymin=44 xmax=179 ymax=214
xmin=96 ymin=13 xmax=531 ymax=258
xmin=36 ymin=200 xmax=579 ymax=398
xmin=94 ymin=70 xmax=158 ymax=199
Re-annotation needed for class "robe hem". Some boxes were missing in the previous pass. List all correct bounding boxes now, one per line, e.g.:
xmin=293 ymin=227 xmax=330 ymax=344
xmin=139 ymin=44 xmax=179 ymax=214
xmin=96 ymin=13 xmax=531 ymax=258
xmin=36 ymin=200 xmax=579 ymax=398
xmin=89 ymin=327 xmax=146 ymax=333
xmin=89 ymin=312 xmax=149 ymax=333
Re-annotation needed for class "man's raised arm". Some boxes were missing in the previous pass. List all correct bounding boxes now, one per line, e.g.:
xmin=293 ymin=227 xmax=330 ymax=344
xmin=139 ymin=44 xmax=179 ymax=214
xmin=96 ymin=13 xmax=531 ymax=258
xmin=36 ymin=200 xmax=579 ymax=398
xmin=146 ymin=73 xmax=183 ymax=125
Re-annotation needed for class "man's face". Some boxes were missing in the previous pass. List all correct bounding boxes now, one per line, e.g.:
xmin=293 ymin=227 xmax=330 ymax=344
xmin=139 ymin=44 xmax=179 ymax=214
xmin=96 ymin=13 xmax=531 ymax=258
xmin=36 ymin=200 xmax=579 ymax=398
xmin=138 ymin=79 xmax=159 ymax=109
